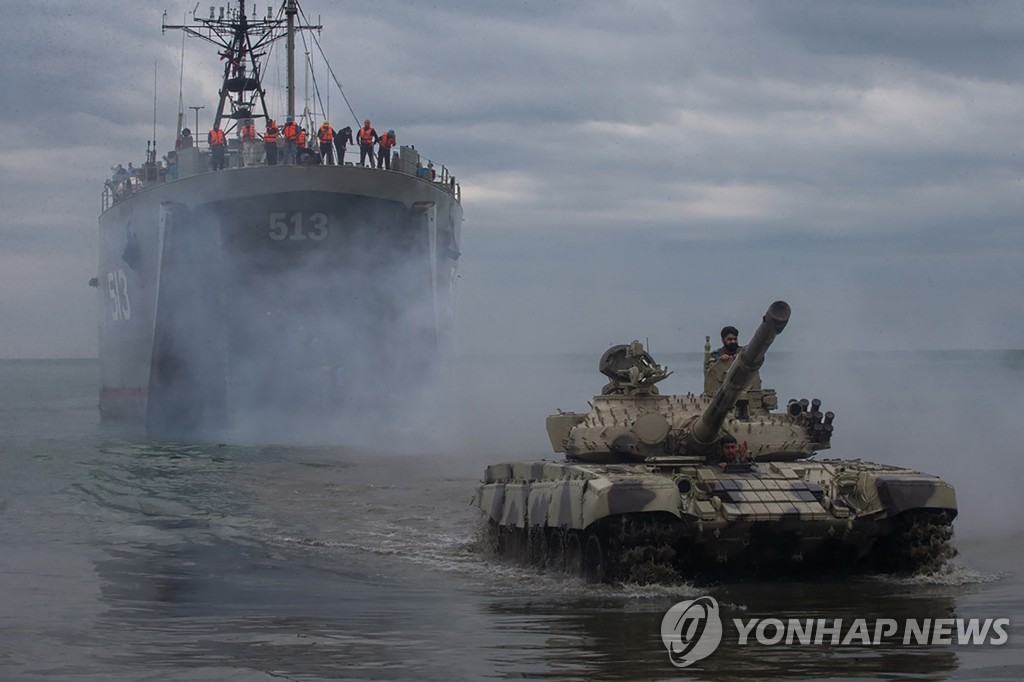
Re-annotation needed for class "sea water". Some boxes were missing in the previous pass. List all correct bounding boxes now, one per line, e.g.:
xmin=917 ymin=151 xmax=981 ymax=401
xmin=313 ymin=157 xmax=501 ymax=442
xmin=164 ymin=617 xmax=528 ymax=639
xmin=0 ymin=353 xmax=1022 ymax=680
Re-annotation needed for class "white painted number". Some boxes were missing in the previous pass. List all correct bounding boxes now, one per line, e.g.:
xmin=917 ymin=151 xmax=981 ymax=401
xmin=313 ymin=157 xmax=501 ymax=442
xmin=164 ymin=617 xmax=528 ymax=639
xmin=308 ymin=212 xmax=328 ymax=241
xmin=268 ymin=212 xmax=328 ymax=241
xmin=107 ymin=269 xmax=131 ymax=321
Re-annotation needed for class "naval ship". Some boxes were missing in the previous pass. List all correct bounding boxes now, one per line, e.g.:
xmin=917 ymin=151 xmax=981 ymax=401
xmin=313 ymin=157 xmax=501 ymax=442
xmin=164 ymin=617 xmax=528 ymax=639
xmin=96 ymin=1 xmax=463 ymax=440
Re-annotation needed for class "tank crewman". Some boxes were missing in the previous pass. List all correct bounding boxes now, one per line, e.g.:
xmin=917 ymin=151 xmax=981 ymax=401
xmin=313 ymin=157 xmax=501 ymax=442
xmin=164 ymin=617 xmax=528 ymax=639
xmin=282 ymin=116 xmax=299 ymax=165
xmin=704 ymin=323 xmax=765 ymax=399
xmin=707 ymin=325 xmax=741 ymax=368
xmin=208 ymin=124 xmax=227 ymax=171
xmin=710 ymin=433 xmax=748 ymax=468
xmin=358 ymin=119 xmax=378 ymax=168
xmin=377 ymin=129 xmax=396 ymax=170
xmin=333 ymin=125 xmax=354 ymax=165
xmin=240 ymin=119 xmax=259 ymax=167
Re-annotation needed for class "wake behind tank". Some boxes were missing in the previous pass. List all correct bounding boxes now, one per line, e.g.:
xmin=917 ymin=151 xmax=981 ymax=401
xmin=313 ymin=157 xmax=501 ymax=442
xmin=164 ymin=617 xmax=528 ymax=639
xmin=475 ymin=301 xmax=957 ymax=583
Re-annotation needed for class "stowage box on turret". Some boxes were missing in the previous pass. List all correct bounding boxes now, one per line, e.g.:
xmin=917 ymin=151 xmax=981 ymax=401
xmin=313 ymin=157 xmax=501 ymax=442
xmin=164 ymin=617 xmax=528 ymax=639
xmin=472 ymin=301 xmax=957 ymax=583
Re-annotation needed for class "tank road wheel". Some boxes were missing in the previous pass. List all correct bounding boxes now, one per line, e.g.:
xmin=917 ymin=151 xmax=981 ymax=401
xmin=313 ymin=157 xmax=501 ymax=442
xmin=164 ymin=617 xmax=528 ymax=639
xmin=484 ymin=520 xmax=501 ymax=553
xmin=527 ymin=526 xmax=547 ymax=567
xmin=497 ymin=525 xmax=526 ymax=562
xmin=583 ymin=531 xmax=607 ymax=583
xmin=494 ymin=524 xmax=512 ymax=556
xmin=565 ymin=531 xmax=584 ymax=576
xmin=547 ymin=529 xmax=568 ymax=573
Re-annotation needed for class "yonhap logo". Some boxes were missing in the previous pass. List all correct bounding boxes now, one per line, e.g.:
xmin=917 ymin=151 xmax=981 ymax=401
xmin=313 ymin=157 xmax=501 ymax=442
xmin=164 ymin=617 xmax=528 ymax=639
xmin=658 ymin=596 xmax=1010 ymax=668
xmin=660 ymin=596 xmax=723 ymax=668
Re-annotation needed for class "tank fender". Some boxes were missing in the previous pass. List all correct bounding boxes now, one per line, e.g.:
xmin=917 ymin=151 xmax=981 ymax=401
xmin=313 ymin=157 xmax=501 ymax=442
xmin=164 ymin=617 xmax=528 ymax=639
xmin=498 ymin=482 xmax=528 ymax=528
xmin=580 ymin=476 xmax=682 ymax=529
xmin=545 ymin=478 xmax=589 ymax=529
xmin=474 ymin=484 xmax=507 ymax=524
xmin=527 ymin=481 xmax=559 ymax=527
xmin=872 ymin=475 xmax=958 ymax=519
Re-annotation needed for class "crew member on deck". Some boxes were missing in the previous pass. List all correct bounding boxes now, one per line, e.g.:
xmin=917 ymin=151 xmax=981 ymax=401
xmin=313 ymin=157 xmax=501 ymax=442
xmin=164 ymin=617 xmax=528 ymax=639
xmin=282 ymin=116 xmax=299 ymax=165
xmin=318 ymin=121 xmax=336 ymax=165
xmin=358 ymin=119 xmax=378 ymax=168
xmin=240 ymin=119 xmax=259 ymax=167
xmin=334 ymin=125 xmax=354 ymax=165
xmin=208 ymin=124 xmax=227 ymax=171
xmin=263 ymin=119 xmax=279 ymax=166
xmin=377 ymin=129 xmax=396 ymax=170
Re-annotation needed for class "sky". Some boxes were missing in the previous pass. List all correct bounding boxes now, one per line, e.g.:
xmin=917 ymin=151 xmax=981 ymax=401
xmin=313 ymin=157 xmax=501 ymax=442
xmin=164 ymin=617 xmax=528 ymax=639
xmin=1 ymin=0 xmax=1024 ymax=358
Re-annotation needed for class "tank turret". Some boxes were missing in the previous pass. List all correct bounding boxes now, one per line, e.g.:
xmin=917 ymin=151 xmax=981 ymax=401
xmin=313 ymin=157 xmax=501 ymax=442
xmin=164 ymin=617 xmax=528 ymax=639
xmin=546 ymin=300 xmax=823 ymax=463
xmin=475 ymin=299 xmax=957 ymax=583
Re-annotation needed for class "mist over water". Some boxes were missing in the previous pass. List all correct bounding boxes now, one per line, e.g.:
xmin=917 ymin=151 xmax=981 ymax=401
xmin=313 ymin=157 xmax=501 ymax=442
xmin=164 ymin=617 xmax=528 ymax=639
xmin=1 ymin=352 xmax=1022 ymax=680
xmin=150 ymin=200 xmax=453 ymax=445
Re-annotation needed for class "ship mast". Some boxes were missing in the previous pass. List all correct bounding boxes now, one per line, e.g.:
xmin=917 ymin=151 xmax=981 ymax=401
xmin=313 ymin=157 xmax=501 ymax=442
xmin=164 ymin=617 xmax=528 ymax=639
xmin=286 ymin=0 xmax=297 ymax=118
xmin=162 ymin=1 xmax=320 ymax=134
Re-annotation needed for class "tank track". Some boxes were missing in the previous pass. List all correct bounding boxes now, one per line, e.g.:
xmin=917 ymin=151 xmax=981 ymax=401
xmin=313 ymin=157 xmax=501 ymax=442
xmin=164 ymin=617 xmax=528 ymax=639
xmin=483 ymin=508 xmax=957 ymax=583
xmin=484 ymin=513 xmax=689 ymax=584
xmin=868 ymin=509 xmax=958 ymax=574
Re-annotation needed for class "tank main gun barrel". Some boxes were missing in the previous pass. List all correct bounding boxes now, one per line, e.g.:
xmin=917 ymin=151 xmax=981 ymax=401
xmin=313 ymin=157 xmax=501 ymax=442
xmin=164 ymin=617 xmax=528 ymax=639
xmin=689 ymin=300 xmax=791 ymax=453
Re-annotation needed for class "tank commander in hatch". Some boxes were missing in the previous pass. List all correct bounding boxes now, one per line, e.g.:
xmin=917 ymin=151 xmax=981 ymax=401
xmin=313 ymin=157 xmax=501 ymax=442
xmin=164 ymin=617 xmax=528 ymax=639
xmin=703 ymin=323 xmax=764 ymax=406
xmin=707 ymin=325 xmax=741 ymax=369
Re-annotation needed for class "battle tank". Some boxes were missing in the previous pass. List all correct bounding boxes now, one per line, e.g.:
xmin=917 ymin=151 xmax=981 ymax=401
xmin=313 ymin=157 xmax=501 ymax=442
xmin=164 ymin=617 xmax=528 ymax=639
xmin=473 ymin=301 xmax=957 ymax=583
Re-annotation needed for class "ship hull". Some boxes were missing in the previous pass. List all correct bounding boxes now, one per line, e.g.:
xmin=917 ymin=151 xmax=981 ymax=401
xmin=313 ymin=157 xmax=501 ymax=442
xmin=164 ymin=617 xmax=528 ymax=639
xmin=98 ymin=165 xmax=462 ymax=440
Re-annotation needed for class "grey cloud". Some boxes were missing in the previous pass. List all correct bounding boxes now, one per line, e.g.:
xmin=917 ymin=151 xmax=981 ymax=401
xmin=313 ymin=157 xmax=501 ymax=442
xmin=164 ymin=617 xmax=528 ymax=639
xmin=2 ymin=0 xmax=1024 ymax=357
xmin=755 ymin=1 xmax=1024 ymax=82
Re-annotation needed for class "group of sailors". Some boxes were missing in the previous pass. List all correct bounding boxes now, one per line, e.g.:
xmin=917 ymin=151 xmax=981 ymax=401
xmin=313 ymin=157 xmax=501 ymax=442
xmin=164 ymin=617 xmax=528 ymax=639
xmin=200 ymin=116 xmax=413 ymax=172
xmin=105 ymin=160 xmax=172 ymax=202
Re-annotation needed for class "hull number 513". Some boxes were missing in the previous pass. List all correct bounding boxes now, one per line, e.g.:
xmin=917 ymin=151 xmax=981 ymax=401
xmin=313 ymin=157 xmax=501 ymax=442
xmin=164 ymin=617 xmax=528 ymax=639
xmin=268 ymin=212 xmax=328 ymax=241
xmin=107 ymin=269 xmax=131 ymax=321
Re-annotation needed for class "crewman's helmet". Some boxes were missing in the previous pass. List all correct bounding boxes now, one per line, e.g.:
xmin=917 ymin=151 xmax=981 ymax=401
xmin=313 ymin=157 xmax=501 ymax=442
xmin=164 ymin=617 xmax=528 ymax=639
xmin=389 ymin=129 xmax=395 ymax=135
xmin=323 ymin=120 xmax=330 ymax=127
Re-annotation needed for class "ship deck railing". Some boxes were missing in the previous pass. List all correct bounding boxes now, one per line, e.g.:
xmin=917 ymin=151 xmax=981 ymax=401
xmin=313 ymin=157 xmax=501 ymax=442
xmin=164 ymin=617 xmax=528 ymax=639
xmin=102 ymin=143 xmax=460 ymax=212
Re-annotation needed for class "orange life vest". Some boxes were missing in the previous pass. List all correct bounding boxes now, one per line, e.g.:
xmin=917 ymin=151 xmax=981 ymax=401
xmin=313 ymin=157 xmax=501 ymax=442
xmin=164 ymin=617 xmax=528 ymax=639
xmin=379 ymin=132 xmax=395 ymax=151
xmin=264 ymin=125 xmax=278 ymax=143
xmin=209 ymin=128 xmax=226 ymax=146
xmin=359 ymin=126 xmax=375 ymax=145
xmin=283 ymin=121 xmax=299 ymax=141
xmin=297 ymin=130 xmax=307 ymax=147
xmin=318 ymin=126 xmax=333 ymax=143
xmin=241 ymin=125 xmax=257 ymax=141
